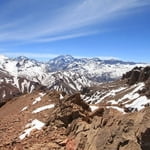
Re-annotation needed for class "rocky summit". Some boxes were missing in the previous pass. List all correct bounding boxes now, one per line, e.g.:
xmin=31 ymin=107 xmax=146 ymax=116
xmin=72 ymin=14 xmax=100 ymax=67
xmin=0 ymin=65 xmax=150 ymax=150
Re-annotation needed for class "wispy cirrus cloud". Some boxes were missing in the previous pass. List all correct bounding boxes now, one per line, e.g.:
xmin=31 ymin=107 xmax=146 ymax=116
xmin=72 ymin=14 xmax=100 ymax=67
xmin=0 ymin=0 xmax=150 ymax=43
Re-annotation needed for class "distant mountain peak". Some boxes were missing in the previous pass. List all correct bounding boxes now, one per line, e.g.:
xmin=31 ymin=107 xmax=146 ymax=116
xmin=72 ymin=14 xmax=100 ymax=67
xmin=16 ymin=56 xmax=29 ymax=60
xmin=52 ymin=55 xmax=75 ymax=61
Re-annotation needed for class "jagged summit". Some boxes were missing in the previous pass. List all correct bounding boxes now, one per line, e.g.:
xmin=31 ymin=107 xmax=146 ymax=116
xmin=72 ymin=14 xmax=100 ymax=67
xmin=47 ymin=55 xmax=77 ymax=71
xmin=15 ymin=56 xmax=29 ymax=61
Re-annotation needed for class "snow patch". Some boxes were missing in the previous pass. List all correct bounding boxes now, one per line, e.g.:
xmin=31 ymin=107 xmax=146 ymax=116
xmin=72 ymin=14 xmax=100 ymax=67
xmin=39 ymin=92 xmax=46 ymax=97
xmin=32 ymin=104 xmax=55 ymax=113
xmin=90 ymin=105 xmax=99 ymax=112
xmin=32 ymin=96 xmax=41 ymax=105
xmin=106 ymin=106 xmax=125 ymax=114
xmin=13 ymin=76 xmax=20 ymax=90
xmin=60 ymin=94 xmax=64 ymax=100
xmin=21 ymin=106 xmax=28 ymax=112
xmin=2 ymin=90 xmax=6 ymax=98
xmin=30 ymin=85 xmax=35 ymax=93
xmin=108 ymin=100 xmax=118 ymax=105
xmin=125 ymin=96 xmax=150 ymax=111
xmin=118 ymin=83 xmax=144 ymax=103
xmin=95 ymin=87 xmax=127 ymax=104
xmin=32 ymin=93 xmax=46 ymax=105
xmin=19 ymin=119 xmax=45 ymax=140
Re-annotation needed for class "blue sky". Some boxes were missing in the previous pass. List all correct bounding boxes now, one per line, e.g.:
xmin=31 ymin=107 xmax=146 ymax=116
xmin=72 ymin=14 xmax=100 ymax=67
xmin=0 ymin=0 xmax=150 ymax=62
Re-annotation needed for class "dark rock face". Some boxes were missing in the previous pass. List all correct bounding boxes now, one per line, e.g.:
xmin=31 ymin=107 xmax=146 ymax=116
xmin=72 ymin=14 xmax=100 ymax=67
xmin=129 ymin=70 xmax=141 ymax=85
xmin=65 ymin=93 xmax=90 ymax=111
xmin=122 ymin=66 xmax=150 ymax=85
xmin=141 ymin=128 xmax=150 ymax=150
xmin=145 ymin=78 xmax=150 ymax=97
xmin=122 ymin=66 xmax=150 ymax=98
xmin=139 ymin=67 xmax=150 ymax=82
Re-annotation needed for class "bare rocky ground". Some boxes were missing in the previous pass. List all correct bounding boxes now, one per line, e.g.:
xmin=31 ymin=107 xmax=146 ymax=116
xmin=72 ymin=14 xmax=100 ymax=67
xmin=0 ymin=66 xmax=150 ymax=150
xmin=0 ymin=91 xmax=150 ymax=150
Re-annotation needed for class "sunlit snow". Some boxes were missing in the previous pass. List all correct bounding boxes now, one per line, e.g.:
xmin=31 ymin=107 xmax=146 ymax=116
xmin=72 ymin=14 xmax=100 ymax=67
xmin=32 ymin=104 xmax=55 ymax=113
xmin=21 ymin=106 xmax=28 ymax=112
xmin=106 ymin=106 xmax=125 ymax=114
xmin=125 ymin=96 xmax=150 ymax=111
xmin=60 ymin=94 xmax=64 ymax=100
xmin=19 ymin=119 xmax=45 ymax=140
xmin=90 ymin=105 xmax=99 ymax=112
xmin=32 ymin=93 xmax=46 ymax=105
xmin=32 ymin=97 xmax=41 ymax=105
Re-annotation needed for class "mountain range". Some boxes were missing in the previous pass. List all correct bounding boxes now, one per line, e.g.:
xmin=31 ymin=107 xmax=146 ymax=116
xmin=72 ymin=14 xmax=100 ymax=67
xmin=0 ymin=54 xmax=148 ymax=105
xmin=0 ymin=54 xmax=150 ymax=149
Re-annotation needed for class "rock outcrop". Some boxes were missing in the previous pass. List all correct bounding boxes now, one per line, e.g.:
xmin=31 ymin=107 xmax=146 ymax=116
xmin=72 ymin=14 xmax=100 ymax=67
xmin=46 ymin=93 xmax=91 ymax=128
xmin=66 ymin=107 xmax=150 ymax=150
xmin=122 ymin=66 xmax=150 ymax=85
xmin=122 ymin=66 xmax=150 ymax=98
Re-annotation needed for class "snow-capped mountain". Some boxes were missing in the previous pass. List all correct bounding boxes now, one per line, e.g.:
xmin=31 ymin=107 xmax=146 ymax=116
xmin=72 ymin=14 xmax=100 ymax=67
xmin=48 ymin=55 xmax=147 ymax=82
xmin=0 ymin=54 xmax=148 ymax=94
xmin=45 ymin=71 xmax=93 ymax=94
xmin=0 ymin=68 xmax=41 ymax=106
xmin=47 ymin=55 xmax=77 ymax=71
xmin=0 ymin=55 xmax=94 ymax=94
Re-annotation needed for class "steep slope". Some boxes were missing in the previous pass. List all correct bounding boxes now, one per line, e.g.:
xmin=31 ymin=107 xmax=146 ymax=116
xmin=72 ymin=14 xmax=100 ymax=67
xmin=44 ymin=71 xmax=94 ymax=94
xmin=0 ymin=68 xmax=41 ymax=106
xmin=82 ymin=66 xmax=150 ymax=113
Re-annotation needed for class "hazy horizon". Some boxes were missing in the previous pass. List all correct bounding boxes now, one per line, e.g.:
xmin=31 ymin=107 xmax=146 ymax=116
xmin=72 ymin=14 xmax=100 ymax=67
xmin=0 ymin=53 xmax=149 ymax=64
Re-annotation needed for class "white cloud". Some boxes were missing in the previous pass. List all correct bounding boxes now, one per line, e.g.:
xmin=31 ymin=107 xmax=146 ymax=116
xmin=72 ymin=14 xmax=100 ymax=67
xmin=0 ymin=0 xmax=149 ymax=43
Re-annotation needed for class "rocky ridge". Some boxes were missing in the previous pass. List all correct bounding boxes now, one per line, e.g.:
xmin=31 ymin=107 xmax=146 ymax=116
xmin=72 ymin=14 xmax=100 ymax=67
xmin=0 ymin=66 xmax=150 ymax=150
